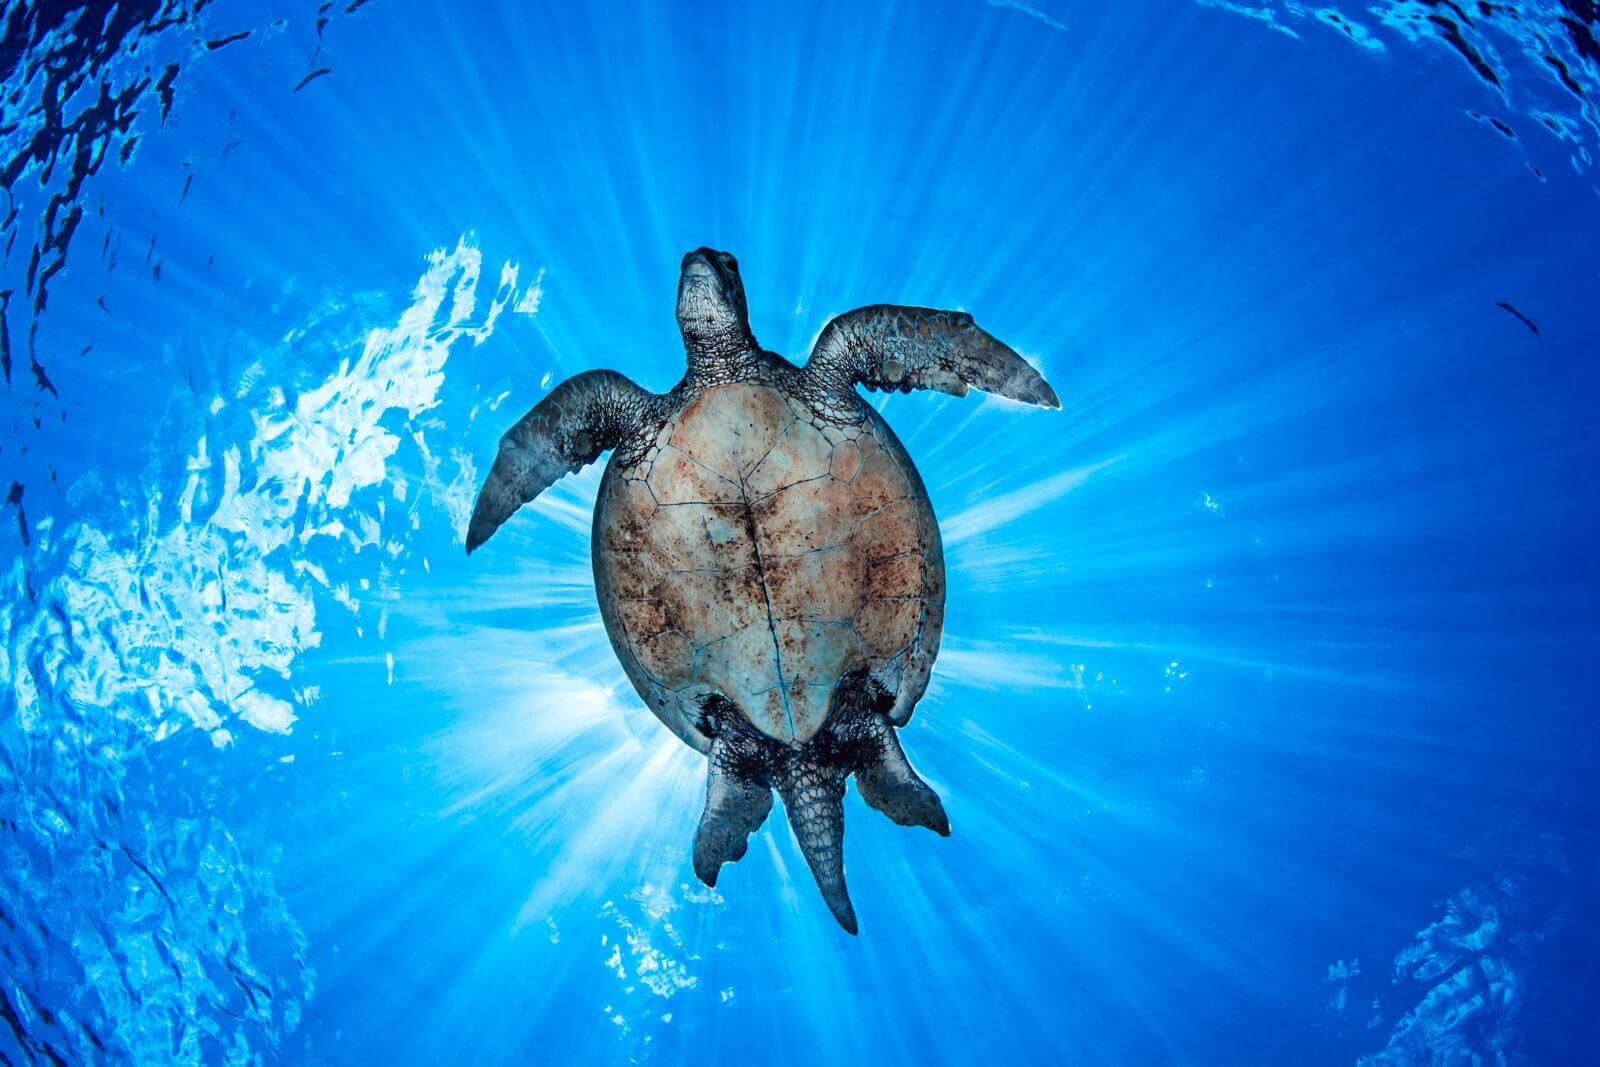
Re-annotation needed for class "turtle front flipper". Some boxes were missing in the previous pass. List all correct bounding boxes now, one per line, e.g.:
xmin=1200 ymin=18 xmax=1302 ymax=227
xmin=802 ymin=304 xmax=1060 ymax=408
xmin=466 ymin=369 xmax=659 ymax=552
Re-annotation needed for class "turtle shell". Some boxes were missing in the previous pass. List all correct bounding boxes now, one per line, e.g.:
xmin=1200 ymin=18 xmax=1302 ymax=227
xmin=592 ymin=381 xmax=944 ymax=750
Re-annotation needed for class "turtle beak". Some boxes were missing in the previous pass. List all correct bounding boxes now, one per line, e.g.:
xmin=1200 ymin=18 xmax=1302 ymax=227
xmin=679 ymin=252 xmax=720 ymax=306
xmin=681 ymin=252 xmax=719 ymax=294
xmin=680 ymin=250 xmax=734 ymax=317
xmin=682 ymin=253 xmax=715 ymax=281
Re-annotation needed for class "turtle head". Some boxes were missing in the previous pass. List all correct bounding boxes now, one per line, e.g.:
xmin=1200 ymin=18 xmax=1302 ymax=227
xmin=677 ymin=247 xmax=753 ymax=355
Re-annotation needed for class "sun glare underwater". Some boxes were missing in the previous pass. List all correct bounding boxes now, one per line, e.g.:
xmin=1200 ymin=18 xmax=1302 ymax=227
xmin=3 ymin=0 xmax=1599 ymax=1064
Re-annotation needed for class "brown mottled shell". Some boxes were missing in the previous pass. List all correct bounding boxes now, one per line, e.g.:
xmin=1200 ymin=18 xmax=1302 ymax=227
xmin=593 ymin=382 xmax=944 ymax=750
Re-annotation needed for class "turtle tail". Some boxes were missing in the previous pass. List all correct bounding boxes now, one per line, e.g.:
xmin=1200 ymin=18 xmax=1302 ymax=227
xmin=772 ymin=757 xmax=856 ymax=935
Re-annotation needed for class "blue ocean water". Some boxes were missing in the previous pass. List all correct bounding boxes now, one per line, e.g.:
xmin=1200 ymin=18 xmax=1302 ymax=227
xmin=3 ymin=0 xmax=1598 ymax=1062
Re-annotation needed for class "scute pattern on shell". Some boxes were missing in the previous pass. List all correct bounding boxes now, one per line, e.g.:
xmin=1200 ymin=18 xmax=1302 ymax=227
xmin=594 ymin=377 xmax=943 ymax=748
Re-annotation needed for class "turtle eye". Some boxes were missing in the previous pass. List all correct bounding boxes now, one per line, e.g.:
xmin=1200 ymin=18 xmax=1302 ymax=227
xmin=725 ymin=256 xmax=738 ymax=270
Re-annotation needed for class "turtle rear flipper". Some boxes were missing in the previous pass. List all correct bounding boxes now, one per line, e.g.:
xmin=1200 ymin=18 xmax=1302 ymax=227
xmin=693 ymin=736 xmax=773 ymax=887
xmin=856 ymin=715 xmax=951 ymax=837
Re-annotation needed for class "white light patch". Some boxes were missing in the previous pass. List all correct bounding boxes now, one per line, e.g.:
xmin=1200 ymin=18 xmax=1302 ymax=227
xmin=515 ymin=267 xmax=546 ymax=315
xmin=936 ymin=634 xmax=1088 ymax=693
xmin=10 ymin=238 xmax=528 ymax=743
xmin=942 ymin=457 xmax=1116 ymax=546
xmin=982 ymin=0 xmax=1068 ymax=32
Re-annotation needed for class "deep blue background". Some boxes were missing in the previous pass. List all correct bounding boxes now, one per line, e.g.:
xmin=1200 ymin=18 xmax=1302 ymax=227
xmin=3 ymin=1 xmax=1597 ymax=1063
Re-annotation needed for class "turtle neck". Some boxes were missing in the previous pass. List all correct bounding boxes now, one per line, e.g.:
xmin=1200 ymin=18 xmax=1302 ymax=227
xmin=684 ymin=328 xmax=762 ymax=387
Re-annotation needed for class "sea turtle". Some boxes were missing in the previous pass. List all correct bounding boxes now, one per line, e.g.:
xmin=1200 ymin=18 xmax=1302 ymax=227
xmin=467 ymin=248 xmax=1059 ymax=932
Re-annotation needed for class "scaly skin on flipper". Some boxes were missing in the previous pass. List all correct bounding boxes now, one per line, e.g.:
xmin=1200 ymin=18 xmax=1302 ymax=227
xmin=466 ymin=370 xmax=665 ymax=553
xmin=853 ymin=713 xmax=951 ymax=836
xmin=802 ymin=304 xmax=1060 ymax=410
xmin=693 ymin=728 xmax=774 ymax=886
